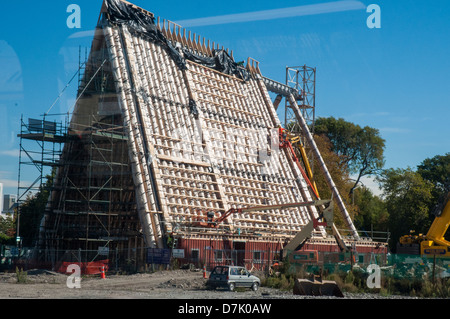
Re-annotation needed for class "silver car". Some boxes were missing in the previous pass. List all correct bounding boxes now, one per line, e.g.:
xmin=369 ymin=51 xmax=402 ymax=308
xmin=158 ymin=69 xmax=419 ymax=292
xmin=206 ymin=266 xmax=261 ymax=291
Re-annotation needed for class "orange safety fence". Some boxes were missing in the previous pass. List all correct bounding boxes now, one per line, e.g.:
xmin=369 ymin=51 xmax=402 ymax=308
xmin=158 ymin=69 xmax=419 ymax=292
xmin=57 ymin=260 xmax=109 ymax=275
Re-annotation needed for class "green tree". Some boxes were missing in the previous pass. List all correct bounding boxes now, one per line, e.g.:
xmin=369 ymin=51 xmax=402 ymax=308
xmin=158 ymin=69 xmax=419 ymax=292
xmin=353 ymin=186 xmax=388 ymax=232
xmin=312 ymin=134 xmax=355 ymax=227
xmin=315 ymin=117 xmax=385 ymax=195
xmin=0 ymin=216 xmax=15 ymax=245
xmin=377 ymin=168 xmax=433 ymax=251
xmin=17 ymin=173 xmax=53 ymax=247
xmin=417 ymin=153 xmax=450 ymax=191
xmin=417 ymin=153 xmax=450 ymax=241
xmin=417 ymin=153 xmax=450 ymax=207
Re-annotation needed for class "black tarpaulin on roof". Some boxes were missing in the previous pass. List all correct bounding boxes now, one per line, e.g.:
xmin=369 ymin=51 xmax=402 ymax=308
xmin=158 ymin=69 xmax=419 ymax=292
xmin=104 ymin=0 xmax=186 ymax=70
xmin=103 ymin=0 xmax=249 ymax=80
xmin=183 ymin=49 xmax=250 ymax=81
xmin=105 ymin=0 xmax=158 ymax=39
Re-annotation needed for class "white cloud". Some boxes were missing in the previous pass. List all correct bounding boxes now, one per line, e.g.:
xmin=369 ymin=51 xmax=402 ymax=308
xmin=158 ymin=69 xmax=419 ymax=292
xmin=379 ymin=127 xmax=411 ymax=134
xmin=175 ymin=1 xmax=366 ymax=27
xmin=360 ymin=175 xmax=383 ymax=196
xmin=0 ymin=179 xmax=18 ymax=188
xmin=347 ymin=112 xmax=390 ymax=119
xmin=68 ymin=30 xmax=95 ymax=39
xmin=349 ymin=175 xmax=382 ymax=197
xmin=0 ymin=149 xmax=20 ymax=158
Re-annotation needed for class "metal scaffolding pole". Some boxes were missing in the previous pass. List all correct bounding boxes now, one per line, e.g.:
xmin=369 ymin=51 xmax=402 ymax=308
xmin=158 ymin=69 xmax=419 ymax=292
xmin=287 ymin=93 xmax=360 ymax=240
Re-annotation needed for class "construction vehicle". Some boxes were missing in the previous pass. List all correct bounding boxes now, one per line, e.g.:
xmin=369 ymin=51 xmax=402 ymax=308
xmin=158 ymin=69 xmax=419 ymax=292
xmin=192 ymin=199 xmax=337 ymax=269
xmin=398 ymin=191 xmax=450 ymax=258
xmin=191 ymin=187 xmax=345 ymax=297
xmin=278 ymin=127 xmax=319 ymax=199
xmin=192 ymin=199 xmax=334 ymax=235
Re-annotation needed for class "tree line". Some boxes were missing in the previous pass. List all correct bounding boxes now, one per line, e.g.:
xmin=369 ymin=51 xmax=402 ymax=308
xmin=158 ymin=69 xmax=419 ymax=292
xmin=312 ymin=117 xmax=449 ymax=251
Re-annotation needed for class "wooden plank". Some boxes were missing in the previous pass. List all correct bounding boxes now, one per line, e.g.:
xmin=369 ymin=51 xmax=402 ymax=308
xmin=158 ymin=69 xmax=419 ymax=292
xmin=121 ymin=27 xmax=168 ymax=243
xmin=104 ymin=25 xmax=161 ymax=248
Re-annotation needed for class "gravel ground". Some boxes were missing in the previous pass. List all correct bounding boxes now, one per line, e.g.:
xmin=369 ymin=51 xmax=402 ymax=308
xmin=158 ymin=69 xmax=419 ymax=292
xmin=0 ymin=268 xmax=419 ymax=300
xmin=2 ymin=268 xmax=435 ymax=319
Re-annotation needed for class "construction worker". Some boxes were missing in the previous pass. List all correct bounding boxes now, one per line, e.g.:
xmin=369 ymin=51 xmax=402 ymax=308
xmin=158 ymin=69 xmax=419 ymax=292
xmin=207 ymin=211 xmax=215 ymax=223
xmin=278 ymin=127 xmax=289 ymax=148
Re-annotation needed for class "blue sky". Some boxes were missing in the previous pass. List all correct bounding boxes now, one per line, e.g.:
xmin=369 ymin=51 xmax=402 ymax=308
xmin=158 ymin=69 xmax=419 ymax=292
xmin=0 ymin=0 xmax=449 ymax=196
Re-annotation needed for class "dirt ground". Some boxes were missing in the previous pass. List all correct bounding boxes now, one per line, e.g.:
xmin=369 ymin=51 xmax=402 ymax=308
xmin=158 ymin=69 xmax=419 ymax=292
xmin=1 ymin=268 xmax=433 ymax=319
xmin=0 ymin=268 xmax=281 ymax=299
xmin=0 ymin=268 xmax=418 ymax=300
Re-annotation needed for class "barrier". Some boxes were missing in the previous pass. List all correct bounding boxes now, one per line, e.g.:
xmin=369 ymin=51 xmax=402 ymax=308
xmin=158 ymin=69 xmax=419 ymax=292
xmin=57 ymin=260 xmax=109 ymax=275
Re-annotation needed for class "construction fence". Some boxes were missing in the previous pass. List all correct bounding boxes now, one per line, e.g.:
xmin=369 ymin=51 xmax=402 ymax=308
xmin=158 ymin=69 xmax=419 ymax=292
xmin=2 ymin=246 xmax=381 ymax=273
xmin=382 ymin=253 xmax=450 ymax=281
xmin=3 ymin=245 xmax=448 ymax=281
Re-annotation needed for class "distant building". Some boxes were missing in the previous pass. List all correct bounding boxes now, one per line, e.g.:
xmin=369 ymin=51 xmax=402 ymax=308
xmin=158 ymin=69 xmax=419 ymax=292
xmin=0 ymin=183 xmax=3 ymax=216
xmin=3 ymin=194 xmax=17 ymax=216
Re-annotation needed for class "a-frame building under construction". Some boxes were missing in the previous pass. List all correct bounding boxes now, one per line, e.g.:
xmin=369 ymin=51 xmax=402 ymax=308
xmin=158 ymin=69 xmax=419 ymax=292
xmin=32 ymin=0 xmax=387 ymax=270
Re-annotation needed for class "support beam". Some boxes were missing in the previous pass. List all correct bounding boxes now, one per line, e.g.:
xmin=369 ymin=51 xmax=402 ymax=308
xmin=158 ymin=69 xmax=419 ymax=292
xmin=287 ymin=94 xmax=360 ymax=240
xmin=262 ymin=76 xmax=301 ymax=100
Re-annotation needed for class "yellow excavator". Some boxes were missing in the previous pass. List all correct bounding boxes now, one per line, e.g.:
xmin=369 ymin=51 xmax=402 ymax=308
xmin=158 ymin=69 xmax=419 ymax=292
xmin=398 ymin=191 xmax=450 ymax=258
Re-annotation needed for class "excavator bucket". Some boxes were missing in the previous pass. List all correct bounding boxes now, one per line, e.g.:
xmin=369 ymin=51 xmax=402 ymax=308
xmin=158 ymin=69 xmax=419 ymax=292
xmin=293 ymin=278 xmax=344 ymax=298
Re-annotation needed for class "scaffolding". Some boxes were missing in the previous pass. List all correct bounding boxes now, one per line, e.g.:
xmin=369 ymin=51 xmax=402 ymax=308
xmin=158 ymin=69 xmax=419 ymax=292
xmin=41 ymin=32 xmax=145 ymax=259
xmin=285 ymin=66 xmax=316 ymax=132
xmin=17 ymin=117 xmax=67 ymax=199
xmin=43 ymin=113 xmax=142 ymax=258
xmin=263 ymin=66 xmax=317 ymax=191
xmin=15 ymin=25 xmax=145 ymax=264
xmin=16 ymin=116 xmax=68 ymax=247
xmin=283 ymin=66 xmax=317 ymax=166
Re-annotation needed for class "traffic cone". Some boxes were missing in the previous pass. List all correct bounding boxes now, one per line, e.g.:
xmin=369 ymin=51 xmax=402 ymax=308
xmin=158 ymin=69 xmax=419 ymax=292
xmin=100 ymin=265 xmax=106 ymax=279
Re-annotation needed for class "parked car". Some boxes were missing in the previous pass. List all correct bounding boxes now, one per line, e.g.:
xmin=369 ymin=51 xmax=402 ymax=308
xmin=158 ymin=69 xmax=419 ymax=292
xmin=206 ymin=266 xmax=260 ymax=291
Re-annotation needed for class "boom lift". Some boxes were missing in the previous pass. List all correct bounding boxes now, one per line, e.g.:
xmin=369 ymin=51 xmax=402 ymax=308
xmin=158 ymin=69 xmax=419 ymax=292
xmin=278 ymin=127 xmax=320 ymax=199
xmin=191 ymin=199 xmax=345 ymax=298
xmin=192 ymin=199 xmax=334 ymax=236
xmin=278 ymin=127 xmax=350 ymax=252
xmin=398 ymin=191 xmax=450 ymax=257
xmin=420 ymin=191 xmax=450 ymax=257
